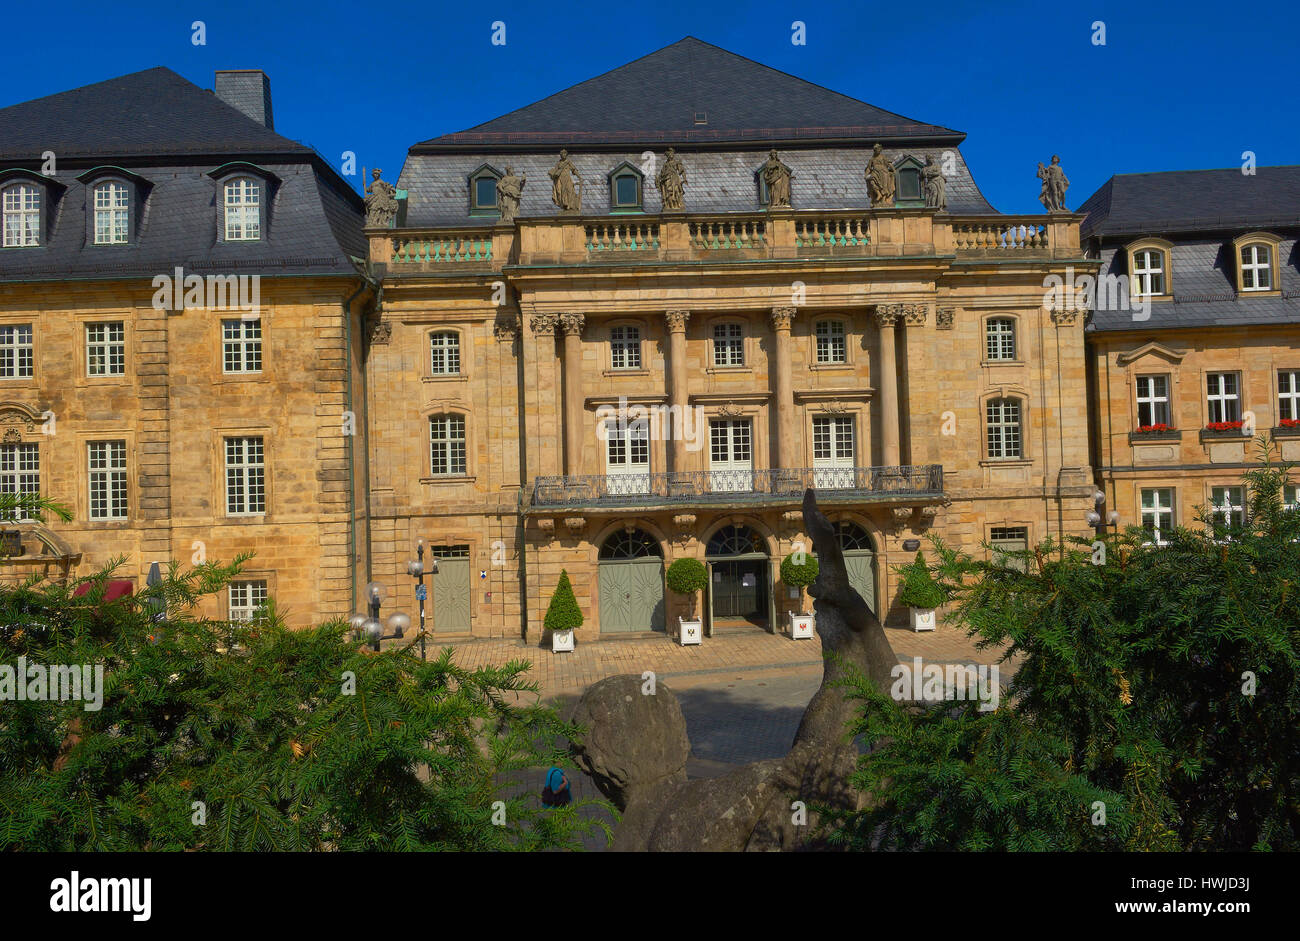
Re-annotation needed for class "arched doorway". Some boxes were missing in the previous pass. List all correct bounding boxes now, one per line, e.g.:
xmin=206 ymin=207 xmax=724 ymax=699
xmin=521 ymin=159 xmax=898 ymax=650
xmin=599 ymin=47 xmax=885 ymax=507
xmin=597 ymin=528 xmax=665 ymax=633
xmin=835 ymin=521 xmax=877 ymax=615
xmin=705 ymin=524 xmax=769 ymax=630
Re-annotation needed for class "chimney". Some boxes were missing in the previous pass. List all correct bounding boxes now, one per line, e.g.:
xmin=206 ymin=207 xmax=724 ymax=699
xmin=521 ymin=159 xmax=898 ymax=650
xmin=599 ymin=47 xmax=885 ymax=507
xmin=214 ymin=70 xmax=275 ymax=130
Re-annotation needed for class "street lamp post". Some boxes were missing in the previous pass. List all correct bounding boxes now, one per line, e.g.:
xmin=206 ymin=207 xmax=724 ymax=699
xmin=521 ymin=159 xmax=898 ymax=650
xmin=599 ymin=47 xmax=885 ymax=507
xmin=406 ymin=540 xmax=437 ymax=662
xmin=356 ymin=581 xmax=412 ymax=653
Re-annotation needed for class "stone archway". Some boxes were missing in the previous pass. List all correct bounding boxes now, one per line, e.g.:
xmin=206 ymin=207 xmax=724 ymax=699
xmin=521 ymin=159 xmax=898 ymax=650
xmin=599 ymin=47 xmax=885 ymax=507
xmin=704 ymin=524 xmax=770 ymax=631
xmin=597 ymin=528 xmax=665 ymax=634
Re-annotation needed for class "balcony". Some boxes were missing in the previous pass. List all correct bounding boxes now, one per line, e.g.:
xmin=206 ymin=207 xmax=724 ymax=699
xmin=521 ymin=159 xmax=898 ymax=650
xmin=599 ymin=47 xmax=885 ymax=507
xmin=374 ymin=210 xmax=1084 ymax=275
xmin=528 ymin=465 xmax=944 ymax=511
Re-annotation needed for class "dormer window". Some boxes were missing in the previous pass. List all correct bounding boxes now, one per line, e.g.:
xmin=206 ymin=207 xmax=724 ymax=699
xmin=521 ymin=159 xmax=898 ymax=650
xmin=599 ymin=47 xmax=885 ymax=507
xmin=224 ymin=177 xmax=261 ymax=241
xmin=893 ymin=156 xmax=925 ymax=207
xmin=93 ymin=181 xmax=129 ymax=245
xmin=1232 ymin=232 xmax=1282 ymax=294
xmin=468 ymin=164 xmax=502 ymax=214
xmin=608 ymin=162 xmax=643 ymax=212
xmin=1124 ymin=238 xmax=1173 ymax=299
xmin=2 ymin=183 xmax=41 ymax=247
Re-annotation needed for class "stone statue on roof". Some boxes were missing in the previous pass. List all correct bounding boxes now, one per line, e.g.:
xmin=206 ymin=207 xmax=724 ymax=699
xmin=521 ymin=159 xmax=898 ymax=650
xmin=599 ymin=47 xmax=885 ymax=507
xmin=655 ymin=148 xmax=687 ymax=212
xmin=497 ymin=166 xmax=526 ymax=224
xmin=1037 ymin=154 xmax=1070 ymax=212
xmin=364 ymin=169 xmax=399 ymax=229
xmin=865 ymin=143 xmax=895 ymax=208
xmin=549 ymin=150 xmax=582 ymax=213
xmin=922 ymin=155 xmax=947 ymax=211
xmin=760 ymin=149 xmax=793 ymax=209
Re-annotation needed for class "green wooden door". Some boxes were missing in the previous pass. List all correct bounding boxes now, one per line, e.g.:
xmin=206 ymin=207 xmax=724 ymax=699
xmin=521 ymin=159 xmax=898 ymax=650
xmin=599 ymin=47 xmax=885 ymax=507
xmin=432 ymin=546 xmax=471 ymax=633
xmin=598 ymin=557 xmax=665 ymax=633
xmin=844 ymin=550 xmax=876 ymax=615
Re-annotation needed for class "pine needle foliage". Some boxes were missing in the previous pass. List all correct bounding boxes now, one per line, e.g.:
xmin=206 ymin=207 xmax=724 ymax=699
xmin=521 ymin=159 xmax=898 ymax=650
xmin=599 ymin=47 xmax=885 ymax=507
xmin=0 ymin=499 xmax=612 ymax=851
xmin=827 ymin=447 xmax=1300 ymax=851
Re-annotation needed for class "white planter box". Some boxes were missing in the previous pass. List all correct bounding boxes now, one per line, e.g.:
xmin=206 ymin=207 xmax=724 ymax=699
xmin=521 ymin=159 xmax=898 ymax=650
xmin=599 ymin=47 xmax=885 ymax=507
xmin=678 ymin=617 xmax=703 ymax=646
xmin=551 ymin=628 xmax=575 ymax=652
xmin=788 ymin=611 xmax=815 ymax=640
xmin=910 ymin=607 xmax=936 ymax=632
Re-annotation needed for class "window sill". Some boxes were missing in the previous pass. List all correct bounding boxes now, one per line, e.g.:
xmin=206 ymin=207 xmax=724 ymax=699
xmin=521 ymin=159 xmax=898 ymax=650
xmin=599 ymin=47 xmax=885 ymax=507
xmin=1272 ymin=425 xmax=1300 ymax=438
xmin=422 ymin=374 xmax=469 ymax=383
xmin=705 ymin=365 xmax=752 ymax=375
xmin=809 ymin=362 xmax=852 ymax=371
xmin=602 ymin=368 xmax=650 ymax=378
xmin=980 ymin=458 xmax=1031 ymax=467
xmin=420 ymin=475 xmax=475 ymax=485
xmin=1237 ymin=289 xmax=1280 ymax=298
xmin=1129 ymin=429 xmax=1181 ymax=443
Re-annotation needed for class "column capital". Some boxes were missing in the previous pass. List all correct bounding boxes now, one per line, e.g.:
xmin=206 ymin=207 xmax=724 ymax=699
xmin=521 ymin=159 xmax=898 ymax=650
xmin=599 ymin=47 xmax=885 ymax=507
xmin=769 ymin=306 xmax=797 ymax=331
xmin=665 ymin=309 xmax=691 ymax=332
xmin=874 ymin=304 xmax=903 ymax=328
xmin=530 ymin=313 xmax=559 ymax=336
xmin=558 ymin=312 xmax=586 ymax=337
xmin=494 ymin=313 xmax=521 ymax=342
xmin=902 ymin=303 xmax=928 ymax=326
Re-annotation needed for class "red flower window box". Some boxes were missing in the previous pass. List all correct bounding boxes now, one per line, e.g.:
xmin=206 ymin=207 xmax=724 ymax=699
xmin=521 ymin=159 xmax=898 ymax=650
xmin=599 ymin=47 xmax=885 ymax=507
xmin=1204 ymin=421 xmax=1244 ymax=432
xmin=1134 ymin=423 xmax=1175 ymax=434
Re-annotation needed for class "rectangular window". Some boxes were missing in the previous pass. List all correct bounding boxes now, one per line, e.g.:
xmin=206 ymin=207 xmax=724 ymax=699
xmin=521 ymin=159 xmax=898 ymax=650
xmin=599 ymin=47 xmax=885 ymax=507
xmin=1135 ymin=375 xmax=1170 ymax=428
xmin=990 ymin=525 xmax=1029 ymax=571
xmin=1211 ymin=485 xmax=1246 ymax=531
xmin=986 ymin=399 xmax=1022 ymax=459
xmin=429 ymin=416 xmax=467 ymax=476
xmin=86 ymin=322 xmax=126 ymax=377
xmin=222 ymin=319 xmax=262 ymax=374
xmin=812 ymin=416 xmax=854 ymax=488
xmin=1278 ymin=370 xmax=1300 ymax=423
xmin=708 ymin=418 xmax=753 ymax=492
xmin=604 ymin=418 xmax=650 ymax=495
xmin=0 ymin=325 xmax=34 ymax=379
xmin=985 ymin=318 xmax=1016 ymax=361
xmin=1140 ymin=488 xmax=1174 ymax=546
xmin=429 ymin=332 xmax=460 ymax=376
xmin=224 ymin=178 xmax=261 ymax=241
xmin=93 ymin=182 xmax=129 ymax=245
xmin=228 ymin=580 xmax=269 ymax=622
xmin=224 ymin=436 xmax=266 ymax=515
xmin=88 ymin=440 xmax=128 ymax=520
xmin=1206 ymin=373 xmax=1241 ymax=424
xmin=1284 ymin=484 xmax=1298 ymax=514
xmin=2 ymin=184 xmax=40 ymax=247
xmin=0 ymin=442 xmax=39 ymax=520
xmin=1240 ymin=245 xmax=1271 ymax=291
xmin=712 ymin=323 xmax=744 ymax=367
xmin=609 ymin=326 xmax=641 ymax=370
xmin=815 ymin=321 xmax=847 ymax=364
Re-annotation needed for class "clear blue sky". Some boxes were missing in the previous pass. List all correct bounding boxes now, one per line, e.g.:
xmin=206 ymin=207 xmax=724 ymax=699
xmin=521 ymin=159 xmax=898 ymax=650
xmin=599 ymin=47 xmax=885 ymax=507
xmin=5 ymin=0 xmax=1298 ymax=213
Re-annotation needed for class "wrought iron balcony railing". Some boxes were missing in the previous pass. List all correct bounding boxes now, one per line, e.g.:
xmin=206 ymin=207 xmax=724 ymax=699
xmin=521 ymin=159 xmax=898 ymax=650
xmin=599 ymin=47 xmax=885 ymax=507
xmin=529 ymin=465 xmax=944 ymax=509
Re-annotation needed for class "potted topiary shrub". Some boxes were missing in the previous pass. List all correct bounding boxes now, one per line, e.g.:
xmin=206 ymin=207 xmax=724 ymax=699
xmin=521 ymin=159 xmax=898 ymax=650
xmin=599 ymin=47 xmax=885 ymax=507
xmin=543 ymin=569 xmax=582 ymax=652
xmin=780 ymin=551 xmax=819 ymax=639
xmin=665 ymin=557 xmax=708 ymax=646
xmin=896 ymin=551 xmax=944 ymax=632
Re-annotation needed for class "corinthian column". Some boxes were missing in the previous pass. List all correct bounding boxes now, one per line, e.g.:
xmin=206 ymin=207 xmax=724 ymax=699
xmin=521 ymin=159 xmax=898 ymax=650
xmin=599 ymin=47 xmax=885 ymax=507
xmin=665 ymin=310 xmax=691 ymax=474
xmin=559 ymin=313 xmax=585 ymax=476
xmin=874 ymin=305 xmax=902 ymax=467
xmin=769 ymin=306 xmax=797 ymax=469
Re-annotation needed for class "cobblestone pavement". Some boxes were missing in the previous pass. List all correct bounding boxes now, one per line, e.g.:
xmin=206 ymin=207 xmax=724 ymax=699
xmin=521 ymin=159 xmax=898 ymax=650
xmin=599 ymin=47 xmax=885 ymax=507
xmin=399 ymin=621 xmax=1012 ymax=700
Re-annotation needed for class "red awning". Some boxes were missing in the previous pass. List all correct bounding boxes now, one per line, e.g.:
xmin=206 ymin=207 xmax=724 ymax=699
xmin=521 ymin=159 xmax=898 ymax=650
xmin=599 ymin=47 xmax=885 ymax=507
xmin=72 ymin=580 xmax=135 ymax=603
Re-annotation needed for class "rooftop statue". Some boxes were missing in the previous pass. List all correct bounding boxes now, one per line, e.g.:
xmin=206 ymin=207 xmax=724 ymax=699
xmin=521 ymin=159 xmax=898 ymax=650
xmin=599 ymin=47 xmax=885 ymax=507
xmin=922 ymin=154 xmax=947 ymax=211
xmin=759 ymin=149 xmax=793 ymax=209
xmin=496 ymin=166 xmax=526 ymax=224
xmin=1037 ymin=154 xmax=1070 ymax=212
xmin=364 ymin=169 xmax=398 ymax=229
xmin=549 ymin=150 xmax=582 ymax=213
xmin=865 ymin=143 xmax=895 ymax=208
xmin=655 ymin=148 xmax=687 ymax=212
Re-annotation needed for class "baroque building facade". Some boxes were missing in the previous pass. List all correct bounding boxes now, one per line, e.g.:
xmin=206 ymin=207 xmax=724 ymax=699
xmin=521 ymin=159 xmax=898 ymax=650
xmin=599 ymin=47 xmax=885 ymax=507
xmin=366 ymin=37 xmax=1097 ymax=641
xmin=0 ymin=68 xmax=371 ymax=625
xmin=1079 ymin=166 xmax=1300 ymax=542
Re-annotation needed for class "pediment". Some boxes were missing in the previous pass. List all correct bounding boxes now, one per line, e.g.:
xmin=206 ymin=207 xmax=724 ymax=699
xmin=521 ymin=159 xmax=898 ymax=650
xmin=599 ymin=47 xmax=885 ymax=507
xmin=1116 ymin=341 xmax=1189 ymax=366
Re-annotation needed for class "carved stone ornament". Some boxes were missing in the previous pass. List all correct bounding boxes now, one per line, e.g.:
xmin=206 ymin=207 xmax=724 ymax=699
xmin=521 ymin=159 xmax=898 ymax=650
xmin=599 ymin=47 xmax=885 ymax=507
xmin=536 ymin=518 xmax=556 ymax=534
xmin=530 ymin=313 xmax=559 ymax=336
xmin=780 ymin=509 xmax=803 ymax=534
xmin=1050 ymin=307 xmax=1081 ymax=327
xmin=768 ymin=306 xmax=797 ymax=331
xmin=494 ymin=313 xmax=521 ymax=342
xmin=564 ymin=516 xmax=587 ymax=534
xmin=3 ymin=428 xmax=21 ymax=443
xmin=364 ymin=169 xmax=399 ymax=229
xmin=672 ymin=513 xmax=697 ymax=543
xmin=919 ymin=504 xmax=941 ymax=520
xmin=822 ymin=400 xmax=848 ymax=414
xmin=368 ymin=319 xmax=392 ymax=345
xmin=891 ymin=506 xmax=914 ymax=533
xmin=936 ymin=307 xmax=956 ymax=330
xmin=717 ymin=402 xmax=745 ymax=418
xmin=903 ymin=304 xmax=928 ymax=326
xmin=665 ymin=310 xmax=691 ymax=332
xmin=874 ymin=304 xmax=903 ymax=328
xmin=558 ymin=313 xmax=586 ymax=338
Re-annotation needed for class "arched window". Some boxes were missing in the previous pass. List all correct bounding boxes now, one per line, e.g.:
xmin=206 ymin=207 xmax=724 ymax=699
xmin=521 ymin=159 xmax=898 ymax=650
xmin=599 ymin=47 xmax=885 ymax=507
xmin=92 ymin=181 xmax=129 ymax=245
xmin=985 ymin=397 xmax=1023 ymax=459
xmin=429 ymin=415 xmax=467 ymax=476
xmin=985 ymin=318 xmax=1016 ymax=361
xmin=599 ymin=528 xmax=662 ymax=559
xmin=835 ymin=521 xmax=873 ymax=551
xmin=706 ymin=524 xmax=765 ymax=557
xmin=1131 ymin=248 xmax=1165 ymax=297
xmin=223 ymin=177 xmax=261 ymax=241
xmin=1239 ymin=243 xmax=1273 ymax=292
xmin=429 ymin=331 xmax=460 ymax=375
xmin=2 ymin=183 xmax=41 ymax=247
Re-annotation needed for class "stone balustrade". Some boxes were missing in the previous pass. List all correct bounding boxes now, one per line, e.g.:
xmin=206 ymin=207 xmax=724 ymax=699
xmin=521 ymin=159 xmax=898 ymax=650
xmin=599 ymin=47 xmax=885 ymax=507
xmin=372 ymin=209 xmax=1083 ymax=271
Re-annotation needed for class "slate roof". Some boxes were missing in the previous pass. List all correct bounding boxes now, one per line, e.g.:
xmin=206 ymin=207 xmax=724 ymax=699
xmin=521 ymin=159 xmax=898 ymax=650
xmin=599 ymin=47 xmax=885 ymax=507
xmin=1080 ymin=166 xmax=1300 ymax=240
xmin=0 ymin=68 xmax=364 ymax=281
xmin=414 ymin=37 xmax=964 ymax=151
xmin=399 ymin=146 xmax=996 ymax=227
xmin=1080 ymin=167 xmax=1300 ymax=332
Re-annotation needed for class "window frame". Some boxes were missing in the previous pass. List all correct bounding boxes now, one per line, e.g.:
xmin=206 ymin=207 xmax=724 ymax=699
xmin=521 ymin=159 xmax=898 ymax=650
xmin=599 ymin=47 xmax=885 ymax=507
xmin=222 ymin=318 xmax=263 ymax=375
xmin=1135 ymin=373 xmax=1171 ymax=428
xmin=224 ymin=435 xmax=267 ymax=516
xmin=1278 ymin=369 xmax=1300 ymax=423
xmin=1 ymin=182 xmax=42 ymax=248
xmin=222 ymin=176 xmax=263 ymax=242
xmin=711 ymin=321 xmax=746 ymax=368
xmin=228 ymin=580 xmax=270 ymax=622
xmin=0 ymin=323 xmax=35 ymax=380
xmin=429 ymin=414 xmax=468 ymax=477
xmin=608 ymin=324 xmax=643 ymax=371
xmin=85 ymin=321 xmax=126 ymax=378
xmin=984 ymin=316 xmax=1017 ymax=362
xmin=607 ymin=162 xmax=644 ymax=213
xmin=0 ymin=441 xmax=40 ymax=521
xmin=429 ymin=330 xmax=461 ymax=377
xmin=87 ymin=439 xmax=129 ymax=521
xmin=814 ymin=319 xmax=848 ymax=365
xmin=91 ymin=179 xmax=131 ymax=246
xmin=1124 ymin=238 xmax=1173 ymax=299
xmin=468 ymin=164 xmax=502 ymax=215
xmin=1210 ymin=485 xmax=1247 ymax=533
xmin=1205 ymin=371 xmax=1242 ymax=425
xmin=1140 ymin=487 xmax=1175 ymax=546
xmin=1232 ymin=232 xmax=1282 ymax=295
xmin=984 ymin=396 xmax=1023 ymax=460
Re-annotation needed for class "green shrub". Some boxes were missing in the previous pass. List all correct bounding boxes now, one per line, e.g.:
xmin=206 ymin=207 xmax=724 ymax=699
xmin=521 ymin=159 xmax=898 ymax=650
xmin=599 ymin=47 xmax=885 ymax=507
xmin=665 ymin=557 xmax=707 ymax=596
xmin=780 ymin=552 xmax=819 ymax=590
xmin=543 ymin=570 xmax=583 ymax=632
xmin=896 ymin=551 xmax=944 ymax=609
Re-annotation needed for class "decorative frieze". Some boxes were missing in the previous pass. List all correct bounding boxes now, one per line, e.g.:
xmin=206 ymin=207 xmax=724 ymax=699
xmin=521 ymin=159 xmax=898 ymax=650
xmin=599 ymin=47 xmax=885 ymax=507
xmin=936 ymin=307 xmax=956 ymax=330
